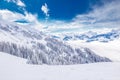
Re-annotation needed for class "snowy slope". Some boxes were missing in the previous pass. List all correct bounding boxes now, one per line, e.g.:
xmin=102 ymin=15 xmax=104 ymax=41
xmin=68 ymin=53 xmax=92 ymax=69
xmin=67 ymin=40 xmax=120 ymax=62
xmin=0 ymin=52 xmax=120 ymax=80
xmin=0 ymin=22 xmax=111 ymax=65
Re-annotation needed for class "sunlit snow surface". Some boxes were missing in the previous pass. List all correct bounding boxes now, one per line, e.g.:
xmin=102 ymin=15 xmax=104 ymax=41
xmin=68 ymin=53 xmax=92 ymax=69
xmin=67 ymin=40 xmax=120 ymax=62
xmin=0 ymin=52 xmax=120 ymax=80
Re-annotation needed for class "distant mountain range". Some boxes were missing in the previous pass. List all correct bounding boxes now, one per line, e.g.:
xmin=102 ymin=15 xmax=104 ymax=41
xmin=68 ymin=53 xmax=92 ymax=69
xmin=52 ymin=29 xmax=120 ymax=42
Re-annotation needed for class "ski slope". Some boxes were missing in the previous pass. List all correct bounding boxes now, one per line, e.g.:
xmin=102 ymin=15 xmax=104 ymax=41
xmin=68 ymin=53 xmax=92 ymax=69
xmin=67 ymin=40 xmax=120 ymax=62
xmin=0 ymin=52 xmax=120 ymax=80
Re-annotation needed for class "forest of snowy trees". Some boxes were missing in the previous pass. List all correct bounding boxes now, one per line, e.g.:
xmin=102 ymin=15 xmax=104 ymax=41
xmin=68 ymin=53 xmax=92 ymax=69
xmin=0 ymin=23 xmax=111 ymax=65
xmin=0 ymin=40 xmax=111 ymax=65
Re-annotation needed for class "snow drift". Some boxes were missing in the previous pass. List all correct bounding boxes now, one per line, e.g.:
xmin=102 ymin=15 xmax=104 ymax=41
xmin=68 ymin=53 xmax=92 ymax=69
xmin=0 ymin=52 xmax=120 ymax=80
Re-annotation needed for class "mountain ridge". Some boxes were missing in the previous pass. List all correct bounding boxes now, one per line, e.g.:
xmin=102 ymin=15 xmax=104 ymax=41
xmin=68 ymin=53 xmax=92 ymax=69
xmin=0 ymin=22 xmax=111 ymax=65
xmin=52 ymin=29 xmax=120 ymax=42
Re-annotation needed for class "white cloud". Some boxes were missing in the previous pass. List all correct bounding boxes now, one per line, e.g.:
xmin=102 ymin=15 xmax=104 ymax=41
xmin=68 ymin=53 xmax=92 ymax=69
xmin=1 ymin=0 xmax=120 ymax=34
xmin=42 ymin=20 xmax=85 ymax=34
xmin=0 ymin=9 xmax=43 ymax=29
xmin=73 ymin=0 xmax=120 ymax=29
xmin=17 ymin=0 xmax=25 ymax=7
xmin=0 ymin=9 xmax=24 ymax=21
xmin=44 ymin=0 xmax=120 ymax=34
xmin=41 ymin=3 xmax=49 ymax=17
xmin=5 ymin=0 xmax=25 ymax=7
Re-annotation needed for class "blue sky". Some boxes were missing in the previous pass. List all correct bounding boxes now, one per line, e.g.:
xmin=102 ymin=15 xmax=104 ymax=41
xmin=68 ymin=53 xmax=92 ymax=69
xmin=0 ymin=0 xmax=120 ymax=33
xmin=0 ymin=0 xmax=104 ymax=20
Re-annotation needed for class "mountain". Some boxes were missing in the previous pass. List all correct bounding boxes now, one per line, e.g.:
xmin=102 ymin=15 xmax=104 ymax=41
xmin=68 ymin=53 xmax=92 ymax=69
xmin=0 ymin=21 xmax=111 ymax=65
xmin=53 ymin=29 xmax=120 ymax=42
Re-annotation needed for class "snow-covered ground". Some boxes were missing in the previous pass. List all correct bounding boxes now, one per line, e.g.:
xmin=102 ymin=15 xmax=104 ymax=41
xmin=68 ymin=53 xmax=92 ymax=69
xmin=67 ymin=40 xmax=120 ymax=62
xmin=0 ymin=23 xmax=111 ymax=65
xmin=0 ymin=52 xmax=120 ymax=80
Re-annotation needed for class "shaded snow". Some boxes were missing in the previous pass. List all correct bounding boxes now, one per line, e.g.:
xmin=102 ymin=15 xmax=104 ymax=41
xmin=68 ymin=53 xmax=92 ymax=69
xmin=0 ymin=52 xmax=120 ymax=80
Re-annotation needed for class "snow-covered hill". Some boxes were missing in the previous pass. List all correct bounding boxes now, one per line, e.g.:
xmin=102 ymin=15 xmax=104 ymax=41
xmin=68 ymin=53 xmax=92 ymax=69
xmin=53 ymin=29 xmax=120 ymax=42
xmin=67 ymin=40 xmax=120 ymax=62
xmin=0 ymin=22 xmax=111 ymax=65
xmin=0 ymin=52 xmax=120 ymax=80
xmin=51 ymin=29 xmax=120 ymax=62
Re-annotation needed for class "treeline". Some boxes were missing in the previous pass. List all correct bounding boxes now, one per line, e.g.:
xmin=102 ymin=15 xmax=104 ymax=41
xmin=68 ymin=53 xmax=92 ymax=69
xmin=0 ymin=40 xmax=111 ymax=65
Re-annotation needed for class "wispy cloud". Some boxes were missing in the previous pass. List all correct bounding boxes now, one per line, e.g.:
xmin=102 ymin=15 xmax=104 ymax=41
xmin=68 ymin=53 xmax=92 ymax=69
xmin=41 ymin=3 xmax=49 ymax=17
xmin=45 ymin=0 xmax=120 ymax=34
xmin=43 ymin=20 xmax=84 ymax=33
xmin=1 ymin=0 xmax=120 ymax=34
xmin=73 ymin=0 xmax=120 ymax=28
xmin=0 ymin=9 xmax=24 ymax=21
xmin=5 ymin=0 xmax=26 ymax=7
xmin=0 ymin=9 xmax=43 ymax=29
